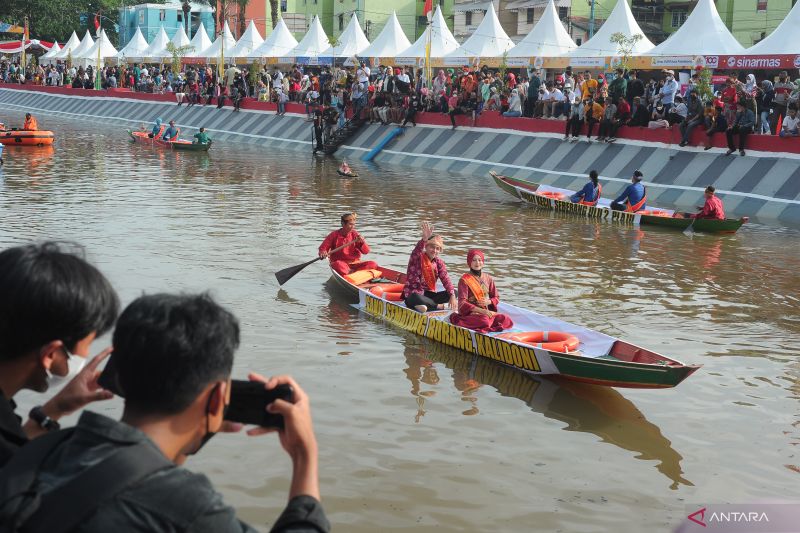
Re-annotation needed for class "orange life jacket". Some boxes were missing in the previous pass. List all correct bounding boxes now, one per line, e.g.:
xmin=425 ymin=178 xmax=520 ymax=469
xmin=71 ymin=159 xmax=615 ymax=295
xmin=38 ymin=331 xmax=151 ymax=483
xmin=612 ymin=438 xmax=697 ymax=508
xmin=23 ymin=117 xmax=38 ymax=131
xmin=579 ymin=183 xmax=602 ymax=206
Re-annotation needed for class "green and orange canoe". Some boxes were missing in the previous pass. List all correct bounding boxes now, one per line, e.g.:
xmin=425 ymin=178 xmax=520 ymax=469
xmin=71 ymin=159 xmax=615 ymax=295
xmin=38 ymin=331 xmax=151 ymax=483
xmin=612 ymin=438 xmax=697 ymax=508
xmin=491 ymin=171 xmax=747 ymax=233
xmin=330 ymin=265 xmax=700 ymax=389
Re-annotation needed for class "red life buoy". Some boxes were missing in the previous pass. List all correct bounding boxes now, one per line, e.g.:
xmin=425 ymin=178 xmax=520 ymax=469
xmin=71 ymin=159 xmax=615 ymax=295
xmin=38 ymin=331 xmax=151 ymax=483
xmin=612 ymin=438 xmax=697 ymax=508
xmin=496 ymin=331 xmax=580 ymax=353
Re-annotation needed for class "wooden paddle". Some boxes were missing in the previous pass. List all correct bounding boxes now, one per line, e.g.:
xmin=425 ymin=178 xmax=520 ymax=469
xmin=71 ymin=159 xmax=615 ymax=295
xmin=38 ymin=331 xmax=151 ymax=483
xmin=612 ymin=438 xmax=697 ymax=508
xmin=274 ymin=238 xmax=362 ymax=286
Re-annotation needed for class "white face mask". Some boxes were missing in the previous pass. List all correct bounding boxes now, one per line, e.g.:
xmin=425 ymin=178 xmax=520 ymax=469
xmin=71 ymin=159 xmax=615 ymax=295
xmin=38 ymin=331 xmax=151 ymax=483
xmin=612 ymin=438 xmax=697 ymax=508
xmin=46 ymin=346 xmax=86 ymax=388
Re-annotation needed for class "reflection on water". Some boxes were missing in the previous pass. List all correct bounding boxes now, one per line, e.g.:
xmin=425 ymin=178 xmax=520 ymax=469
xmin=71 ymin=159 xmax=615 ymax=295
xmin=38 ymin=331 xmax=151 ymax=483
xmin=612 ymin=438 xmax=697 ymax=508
xmin=2 ymin=109 xmax=799 ymax=532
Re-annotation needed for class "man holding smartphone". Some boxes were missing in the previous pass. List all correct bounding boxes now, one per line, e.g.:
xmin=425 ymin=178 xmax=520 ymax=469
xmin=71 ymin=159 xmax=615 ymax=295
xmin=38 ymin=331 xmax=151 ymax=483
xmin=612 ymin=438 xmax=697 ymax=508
xmin=0 ymin=293 xmax=329 ymax=533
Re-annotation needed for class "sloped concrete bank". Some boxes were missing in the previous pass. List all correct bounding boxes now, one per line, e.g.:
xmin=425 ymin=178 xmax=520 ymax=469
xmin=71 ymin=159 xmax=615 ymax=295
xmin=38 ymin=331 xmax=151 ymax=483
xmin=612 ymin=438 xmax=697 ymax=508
xmin=2 ymin=87 xmax=799 ymax=223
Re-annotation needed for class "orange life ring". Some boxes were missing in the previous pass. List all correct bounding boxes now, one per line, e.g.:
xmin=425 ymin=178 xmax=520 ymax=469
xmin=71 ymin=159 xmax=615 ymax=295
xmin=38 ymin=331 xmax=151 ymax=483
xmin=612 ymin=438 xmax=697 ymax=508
xmin=370 ymin=284 xmax=405 ymax=301
xmin=638 ymin=210 xmax=670 ymax=217
xmin=496 ymin=331 xmax=580 ymax=353
xmin=538 ymin=191 xmax=565 ymax=200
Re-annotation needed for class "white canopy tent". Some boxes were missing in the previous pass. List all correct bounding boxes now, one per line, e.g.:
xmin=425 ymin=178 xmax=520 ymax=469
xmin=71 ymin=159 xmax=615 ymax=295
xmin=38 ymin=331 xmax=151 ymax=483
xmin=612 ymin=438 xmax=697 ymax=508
xmin=248 ymin=18 xmax=298 ymax=59
xmin=67 ymin=31 xmax=96 ymax=60
xmin=746 ymin=0 xmax=799 ymax=54
xmin=228 ymin=20 xmax=264 ymax=58
xmin=284 ymin=16 xmax=330 ymax=60
xmin=320 ymin=13 xmax=370 ymax=58
xmin=508 ymin=0 xmax=576 ymax=57
xmin=51 ymin=31 xmax=80 ymax=61
xmin=203 ymin=21 xmax=237 ymax=60
xmin=77 ymin=30 xmax=119 ymax=67
xmin=39 ymin=41 xmax=60 ymax=64
xmin=117 ymin=27 xmax=149 ymax=60
xmin=445 ymin=3 xmax=514 ymax=62
xmin=140 ymin=26 xmax=170 ymax=60
xmin=357 ymin=12 xmax=411 ymax=59
xmin=169 ymin=25 xmax=192 ymax=49
xmin=397 ymin=5 xmax=460 ymax=58
xmin=185 ymin=24 xmax=213 ymax=57
xmin=648 ymin=0 xmax=744 ymax=56
xmin=570 ymin=0 xmax=654 ymax=57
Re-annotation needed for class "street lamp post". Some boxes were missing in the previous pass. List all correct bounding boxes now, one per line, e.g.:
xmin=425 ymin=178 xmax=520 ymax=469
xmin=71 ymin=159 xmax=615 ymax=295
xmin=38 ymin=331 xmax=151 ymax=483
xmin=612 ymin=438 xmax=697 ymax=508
xmin=588 ymin=0 xmax=595 ymax=39
xmin=182 ymin=0 xmax=191 ymax=37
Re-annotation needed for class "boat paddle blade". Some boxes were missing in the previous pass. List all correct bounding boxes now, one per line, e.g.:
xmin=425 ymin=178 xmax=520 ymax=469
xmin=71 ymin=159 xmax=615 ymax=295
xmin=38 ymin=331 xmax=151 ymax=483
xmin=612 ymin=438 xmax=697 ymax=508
xmin=683 ymin=219 xmax=695 ymax=237
xmin=275 ymin=257 xmax=321 ymax=286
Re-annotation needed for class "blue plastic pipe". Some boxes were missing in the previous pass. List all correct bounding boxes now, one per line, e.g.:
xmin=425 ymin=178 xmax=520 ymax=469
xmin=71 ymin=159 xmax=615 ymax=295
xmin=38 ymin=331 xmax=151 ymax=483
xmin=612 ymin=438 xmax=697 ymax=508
xmin=362 ymin=127 xmax=403 ymax=162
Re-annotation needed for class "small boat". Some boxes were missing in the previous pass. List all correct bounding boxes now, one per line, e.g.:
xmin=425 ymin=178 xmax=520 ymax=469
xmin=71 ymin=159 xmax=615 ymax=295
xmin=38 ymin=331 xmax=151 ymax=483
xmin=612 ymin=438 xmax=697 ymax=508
xmin=330 ymin=265 xmax=700 ymax=389
xmin=0 ymin=129 xmax=55 ymax=146
xmin=128 ymin=130 xmax=212 ymax=152
xmin=491 ymin=171 xmax=748 ymax=234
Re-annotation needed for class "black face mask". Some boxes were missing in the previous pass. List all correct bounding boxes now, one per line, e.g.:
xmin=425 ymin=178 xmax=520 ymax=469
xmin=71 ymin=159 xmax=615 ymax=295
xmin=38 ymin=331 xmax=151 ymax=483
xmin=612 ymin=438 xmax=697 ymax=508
xmin=190 ymin=384 xmax=228 ymax=456
xmin=469 ymin=268 xmax=482 ymax=277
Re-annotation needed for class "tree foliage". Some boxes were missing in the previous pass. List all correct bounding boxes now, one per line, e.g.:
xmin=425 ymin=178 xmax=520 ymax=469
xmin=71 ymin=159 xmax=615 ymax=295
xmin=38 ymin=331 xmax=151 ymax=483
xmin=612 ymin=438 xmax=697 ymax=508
xmin=166 ymin=42 xmax=193 ymax=77
xmin=609 ymin=32 xmax=643 ymax=73
xmin=0 ymin=0 xmax=159 ymax=46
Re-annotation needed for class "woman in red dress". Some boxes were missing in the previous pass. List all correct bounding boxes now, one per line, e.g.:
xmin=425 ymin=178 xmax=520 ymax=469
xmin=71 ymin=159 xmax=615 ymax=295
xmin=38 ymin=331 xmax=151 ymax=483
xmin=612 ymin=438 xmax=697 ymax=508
xmin=449 ymin=249 xmax=514 ymax=333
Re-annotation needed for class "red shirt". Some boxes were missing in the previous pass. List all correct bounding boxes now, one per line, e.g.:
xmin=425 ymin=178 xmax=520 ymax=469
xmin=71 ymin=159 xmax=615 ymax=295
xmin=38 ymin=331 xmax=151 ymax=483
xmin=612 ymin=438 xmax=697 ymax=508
xmin=693 ymin=196 xmax=725 ymax=220
xmin=319 ymin=229 xmax=370 ymax=263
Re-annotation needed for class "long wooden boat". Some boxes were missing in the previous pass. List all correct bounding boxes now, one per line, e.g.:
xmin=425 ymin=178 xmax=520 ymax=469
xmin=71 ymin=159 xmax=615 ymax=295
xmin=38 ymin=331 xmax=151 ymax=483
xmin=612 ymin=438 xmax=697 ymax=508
xmin=0 ymin=129 xmax=55 ymax=146
xmin=491 ymin=171 xmax=747 ymax=233
xmin=330 ymin=265 xmax=700 ymax=389
xmin=128 ymin=130 xmax=212 ymax=152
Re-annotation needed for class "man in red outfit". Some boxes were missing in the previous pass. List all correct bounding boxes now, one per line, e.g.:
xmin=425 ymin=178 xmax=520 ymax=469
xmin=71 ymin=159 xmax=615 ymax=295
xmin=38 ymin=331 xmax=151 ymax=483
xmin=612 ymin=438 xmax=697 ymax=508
xmin=691 ymin=186 xmax=726 ymax=220
xmin=319 ymin=212 xmax=378 ymax=276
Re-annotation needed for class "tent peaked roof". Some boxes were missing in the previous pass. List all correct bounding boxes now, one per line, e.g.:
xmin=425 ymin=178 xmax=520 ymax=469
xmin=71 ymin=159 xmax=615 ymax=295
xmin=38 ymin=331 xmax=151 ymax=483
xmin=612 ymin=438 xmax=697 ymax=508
xmin=286 ymin=15 xmax=330 ymax=58
xmin=229 ymin=20 xmax=264 ymax=57
xmin=41 ymin=40 xmax=60 ymax=59
xmin=508 ymin=0 xmax=576 ymax=57
xmin=142 ymin=25 xmax=170 ymax=57
xmin=170 ymin=25 xmax=191 ymax=49
xmin=52 ymin=31 xmax=80 ymax=59
xmin=249 ymin=17 xmax=298 ymax=58
xmin=357 ymin=11 xmax=411 ymax=58
xmin=203 ymin=21 xmax=237 ymax=58
xmin=186 ymin=24 xmax=213 ymax=57
xmin=321 ymin=13 xmax=370 ymax=57
xmin=447 ymin=2 xmax=514 ymax=58
xmin=80 ymin=29 xmax=119 ymax=60
xmin=570 ymin=0 xmax=654 ymax=57
xmin=746 ymin=0 xmax=799 ymax=54
xmin=118 ymin=27 xmax=149 ymax=58
xmin=398 ymin=5 xmax=459 ymax=58
xmin=649 ymin=0 xmax=744 ymax=55
xmin=70 ymin=30 xmax=95 ymax=58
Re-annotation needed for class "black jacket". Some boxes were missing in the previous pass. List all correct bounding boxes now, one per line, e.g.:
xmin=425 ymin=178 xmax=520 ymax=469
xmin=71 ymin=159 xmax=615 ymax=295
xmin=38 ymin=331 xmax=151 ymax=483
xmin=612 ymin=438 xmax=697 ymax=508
xmin=0 ymin=411 xmax=329 ymax=533
xmin=0 ymin=391 xmax=27 ymax=468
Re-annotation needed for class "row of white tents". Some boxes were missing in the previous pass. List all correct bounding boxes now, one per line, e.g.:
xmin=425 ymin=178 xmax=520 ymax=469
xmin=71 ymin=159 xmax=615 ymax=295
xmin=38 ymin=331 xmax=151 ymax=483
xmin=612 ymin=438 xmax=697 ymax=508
xmin=39 ymin=0 xmax=799 ymax=68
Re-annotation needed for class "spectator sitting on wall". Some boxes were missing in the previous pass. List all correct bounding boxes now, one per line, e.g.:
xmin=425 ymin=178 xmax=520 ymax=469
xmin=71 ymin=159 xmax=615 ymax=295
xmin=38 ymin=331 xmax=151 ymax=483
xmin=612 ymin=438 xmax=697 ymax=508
xmin=780 ymin=107 xmax=799 ymax=137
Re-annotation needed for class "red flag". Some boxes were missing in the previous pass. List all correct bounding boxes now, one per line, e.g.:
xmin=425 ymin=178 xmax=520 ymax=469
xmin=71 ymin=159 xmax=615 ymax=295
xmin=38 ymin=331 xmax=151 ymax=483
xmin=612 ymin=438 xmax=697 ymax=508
xmin=94 ymin=14 xmax=100 ymax=33
xmin=424 ymin=0 xmax=433 ymax=20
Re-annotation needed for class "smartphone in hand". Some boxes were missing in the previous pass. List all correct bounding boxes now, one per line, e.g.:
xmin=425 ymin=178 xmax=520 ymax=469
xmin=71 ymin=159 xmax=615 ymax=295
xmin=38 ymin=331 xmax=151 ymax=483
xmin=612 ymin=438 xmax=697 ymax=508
xmin=226 ymin=380 xmax=294 ymax=429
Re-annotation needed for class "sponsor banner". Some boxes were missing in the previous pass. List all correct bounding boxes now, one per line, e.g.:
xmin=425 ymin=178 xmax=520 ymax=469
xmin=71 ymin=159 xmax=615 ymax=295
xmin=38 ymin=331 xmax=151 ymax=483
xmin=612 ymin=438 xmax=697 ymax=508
xmin=505 ymin=57 xmax=532 ymax=67
xmin=359 ymin=292 xmax=554 ymax=376
xmin=392 ymin=57 xmax=419 ymax=66
xmin=650 ymin=56 xmax=695 ymax=67
xmin=718 ymin=54 xmax=798 ymax=70
xmin=567 ymin=57 xmax=605 ymax=68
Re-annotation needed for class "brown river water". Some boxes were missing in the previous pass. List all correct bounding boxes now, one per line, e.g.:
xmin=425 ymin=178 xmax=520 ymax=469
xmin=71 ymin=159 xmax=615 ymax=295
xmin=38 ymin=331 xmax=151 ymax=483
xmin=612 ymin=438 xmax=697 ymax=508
xmin=1 ymin=111 xmax=799 ymax=532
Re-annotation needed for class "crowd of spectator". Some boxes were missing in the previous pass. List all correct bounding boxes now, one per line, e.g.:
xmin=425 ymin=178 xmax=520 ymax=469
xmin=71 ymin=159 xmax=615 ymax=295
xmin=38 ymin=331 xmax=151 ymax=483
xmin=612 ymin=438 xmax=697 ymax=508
xmin=3 ymin=59 xmax=799 ymax=148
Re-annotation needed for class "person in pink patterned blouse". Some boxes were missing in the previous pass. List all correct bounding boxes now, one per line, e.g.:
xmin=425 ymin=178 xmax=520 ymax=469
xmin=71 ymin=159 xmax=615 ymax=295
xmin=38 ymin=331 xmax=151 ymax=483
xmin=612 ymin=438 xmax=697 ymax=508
xmin=402 ymin=222 xmax=457 ymax=313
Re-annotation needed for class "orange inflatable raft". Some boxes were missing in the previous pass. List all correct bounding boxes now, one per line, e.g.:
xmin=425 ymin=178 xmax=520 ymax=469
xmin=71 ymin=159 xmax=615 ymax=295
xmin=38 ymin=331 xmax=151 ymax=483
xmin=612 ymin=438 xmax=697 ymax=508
xmin=0 ymin=130 xmax=55 ymax=146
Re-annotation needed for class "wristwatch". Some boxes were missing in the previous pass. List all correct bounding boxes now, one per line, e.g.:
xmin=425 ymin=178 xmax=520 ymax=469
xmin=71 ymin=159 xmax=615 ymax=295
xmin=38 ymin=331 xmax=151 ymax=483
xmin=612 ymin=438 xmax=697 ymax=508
xmin=29 ymin=406 xmax=60 ymax=431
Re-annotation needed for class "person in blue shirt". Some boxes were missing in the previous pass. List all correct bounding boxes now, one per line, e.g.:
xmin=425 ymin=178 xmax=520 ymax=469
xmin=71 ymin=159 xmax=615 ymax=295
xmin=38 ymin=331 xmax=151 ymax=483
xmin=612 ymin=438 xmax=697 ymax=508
xmin=570 ymin=170 xmax=602 ymax=206
xmin=161 ymin=120 xmax=179 ymax=141
xmin=611 ymin=170 xmax=647 ymax=212
xmin=148 ymin=117 xmax=163 ymax=138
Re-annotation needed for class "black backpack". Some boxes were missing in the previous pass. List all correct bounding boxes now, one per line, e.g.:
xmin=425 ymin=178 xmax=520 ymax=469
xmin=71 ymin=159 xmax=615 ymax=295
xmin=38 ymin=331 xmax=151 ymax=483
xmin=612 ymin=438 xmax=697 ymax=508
xmin=0 ymin=429 xmax=171 ymax=533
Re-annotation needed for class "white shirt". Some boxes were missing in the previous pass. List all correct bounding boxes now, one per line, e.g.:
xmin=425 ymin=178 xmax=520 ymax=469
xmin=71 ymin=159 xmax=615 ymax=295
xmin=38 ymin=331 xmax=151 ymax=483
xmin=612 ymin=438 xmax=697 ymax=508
xmin=551 ymin=88 xmax=564 ymax=102
xmin=783 ymin=115 xmax=800 ymax=131
xmin=357 ymin=67 xmax=369 ymax=83
xmin=539 ymin=88 xmax=551 ymax=100
xmin=397 ymin=73 xmax=410 ymax=84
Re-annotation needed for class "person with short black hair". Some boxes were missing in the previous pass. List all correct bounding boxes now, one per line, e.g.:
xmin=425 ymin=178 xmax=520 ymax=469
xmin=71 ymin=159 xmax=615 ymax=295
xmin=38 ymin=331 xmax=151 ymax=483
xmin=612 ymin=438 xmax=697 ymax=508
xmin=726 ymin=101 xmax=755 ymax=156
xmin=0 ymin=293 xmax=329 ymax=532
xmin=689 ymin=185 xmax=726 ymax=220
xmin=611 ymin=171 xmax=647 ymax=212
xmin=0 ymin=242 xmax=119 ymax=467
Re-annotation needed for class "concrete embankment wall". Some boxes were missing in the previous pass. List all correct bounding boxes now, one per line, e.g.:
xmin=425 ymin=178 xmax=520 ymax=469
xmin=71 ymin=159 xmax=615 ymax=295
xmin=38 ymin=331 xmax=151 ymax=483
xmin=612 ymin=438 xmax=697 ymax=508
xmin=2 ymin=87 xmax=799 ymax=224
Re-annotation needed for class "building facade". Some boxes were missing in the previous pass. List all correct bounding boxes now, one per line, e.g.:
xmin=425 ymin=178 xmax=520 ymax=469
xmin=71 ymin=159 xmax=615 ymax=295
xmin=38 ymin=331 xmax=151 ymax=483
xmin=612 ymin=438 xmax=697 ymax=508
xmin=118 ymin=2 xmax=216 ymax=48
